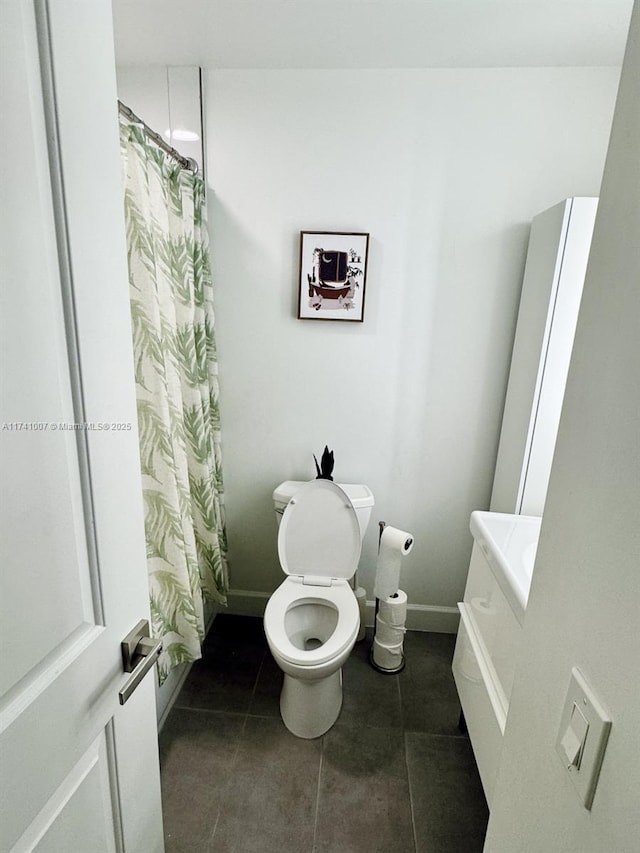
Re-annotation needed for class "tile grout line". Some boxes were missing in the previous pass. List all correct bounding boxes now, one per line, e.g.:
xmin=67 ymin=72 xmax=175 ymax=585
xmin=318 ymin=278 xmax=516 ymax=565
xmin=397 ymin=666 xmax=406 ymax=731
xmin=401 ymin=724 xmax=470 ymax=740
xmin=176 ymin=631 xmax=264 ymax=847
xmin=244 ymin=648 xmax=267 ymax=717
xmin=310 ymin=736 xmax=325 ymax=853
xmin=206 ymin=809 xmax=221 ymax=853
xmin=171 ymin=705 xmax=247 ymax=719
xmin=206 ymin=698 xmax=253 ymax=851
xmin=399 ymin=647 xmax=417 ymax=852
xmin=403 ymin=731 xmax=420 ymax=853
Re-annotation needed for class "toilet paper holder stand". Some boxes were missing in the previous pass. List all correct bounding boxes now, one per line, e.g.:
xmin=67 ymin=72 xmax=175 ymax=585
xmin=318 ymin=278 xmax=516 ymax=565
xmin=369 ymin=520 xmax=407 ymax=675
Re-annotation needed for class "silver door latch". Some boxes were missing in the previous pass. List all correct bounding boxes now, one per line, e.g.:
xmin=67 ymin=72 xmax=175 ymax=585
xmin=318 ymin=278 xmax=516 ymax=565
xmin=119 ymin=619 xmax=162 ymax=705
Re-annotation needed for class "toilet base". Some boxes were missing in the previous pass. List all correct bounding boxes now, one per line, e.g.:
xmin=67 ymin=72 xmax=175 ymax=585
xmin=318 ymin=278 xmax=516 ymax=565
xmin=280 ymin=669 xmax=343 ymax=739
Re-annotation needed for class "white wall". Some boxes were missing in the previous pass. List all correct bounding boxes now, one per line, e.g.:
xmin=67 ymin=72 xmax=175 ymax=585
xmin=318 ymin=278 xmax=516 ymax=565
xmin=485 ymin=6 xmax=640 ymax=850
xmin=205 ymin=67 xmax=619 ymax=621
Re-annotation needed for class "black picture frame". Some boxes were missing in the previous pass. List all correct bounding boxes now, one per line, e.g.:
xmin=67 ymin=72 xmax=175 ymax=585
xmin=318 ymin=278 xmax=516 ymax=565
xmin=298 ymin=231 xmax=370 ymax=322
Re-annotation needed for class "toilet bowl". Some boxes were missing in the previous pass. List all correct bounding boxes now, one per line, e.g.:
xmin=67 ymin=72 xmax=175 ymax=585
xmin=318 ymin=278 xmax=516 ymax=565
xmin=264 ymin=478 xmax=374 ymax=739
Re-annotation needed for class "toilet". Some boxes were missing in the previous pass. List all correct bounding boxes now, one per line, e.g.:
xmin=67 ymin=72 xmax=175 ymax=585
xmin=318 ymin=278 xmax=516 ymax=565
xmin=264 ymin=478 xmax=374 ymax=738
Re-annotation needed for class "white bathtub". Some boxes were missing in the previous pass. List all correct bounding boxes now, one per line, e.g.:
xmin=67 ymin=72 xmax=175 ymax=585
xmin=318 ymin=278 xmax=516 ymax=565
xmin=452 ymin=511 xmax=542 ymax=807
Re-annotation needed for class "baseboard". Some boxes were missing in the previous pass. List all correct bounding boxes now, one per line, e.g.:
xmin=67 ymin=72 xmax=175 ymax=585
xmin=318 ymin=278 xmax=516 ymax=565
xmin=226 ymin=588 xmax=271 ymax=617
xmin=156 ymin=603 xmax=220 ymax=731
xmin=226 ymin=588 xmax=460 ymax=634
xmin=156 ymin=658 xmax=194 ymax=732
xmin=403 ymin=603 xmax=460 ymax=634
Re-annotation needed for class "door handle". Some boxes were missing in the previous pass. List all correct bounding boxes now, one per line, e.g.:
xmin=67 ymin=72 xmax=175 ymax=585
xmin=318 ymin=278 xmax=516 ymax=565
xmin=118 ymin=619 xmax=162 ymax=705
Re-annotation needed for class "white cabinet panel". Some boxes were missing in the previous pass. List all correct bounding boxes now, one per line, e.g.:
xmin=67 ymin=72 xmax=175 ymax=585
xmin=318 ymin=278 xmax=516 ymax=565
xmin=452 ymin=608 xmax=505 ymax=807
xmin=491 ymin=198 xmax=597 ymax=516
xmin=462 ymin=544 xmax=522 ymax=707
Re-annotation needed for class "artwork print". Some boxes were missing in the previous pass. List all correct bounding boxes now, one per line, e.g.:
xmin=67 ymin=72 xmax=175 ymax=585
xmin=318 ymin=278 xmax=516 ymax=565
xmin=298 ymin=231 xmax=369 ymax=322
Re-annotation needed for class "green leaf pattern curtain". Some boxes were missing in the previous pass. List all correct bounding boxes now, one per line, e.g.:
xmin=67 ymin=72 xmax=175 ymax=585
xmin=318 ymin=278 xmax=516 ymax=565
xmin=120 ymin=118 xmax=228 ymax=683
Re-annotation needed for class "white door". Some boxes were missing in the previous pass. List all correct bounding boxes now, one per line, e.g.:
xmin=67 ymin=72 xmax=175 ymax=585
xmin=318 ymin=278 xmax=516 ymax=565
xmin=0 ymin=2 xmax=164 ymax=851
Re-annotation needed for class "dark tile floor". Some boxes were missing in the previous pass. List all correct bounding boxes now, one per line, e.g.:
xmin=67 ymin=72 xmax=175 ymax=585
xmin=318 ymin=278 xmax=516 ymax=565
xmin=159 ymin=615 xmax=488 ymax=853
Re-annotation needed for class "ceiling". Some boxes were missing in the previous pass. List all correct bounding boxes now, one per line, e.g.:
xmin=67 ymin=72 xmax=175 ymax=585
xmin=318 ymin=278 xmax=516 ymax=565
xmin=112 ymin=0 xmax=633 ymax=69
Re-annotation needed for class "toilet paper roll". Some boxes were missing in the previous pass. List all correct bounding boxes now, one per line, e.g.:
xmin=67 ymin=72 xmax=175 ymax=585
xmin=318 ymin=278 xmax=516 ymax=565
xmin=377 ymin=589 xmax=408 ymax=627
xmin=355 ymin=586 xmax=367 ymax=641
xmin=375 ymin=614 xmax=406 ymax=645
xmin=373 ymin=526 xmax=414 ymax=600
xmin=372 ymin=637 xmax=404 ymax=670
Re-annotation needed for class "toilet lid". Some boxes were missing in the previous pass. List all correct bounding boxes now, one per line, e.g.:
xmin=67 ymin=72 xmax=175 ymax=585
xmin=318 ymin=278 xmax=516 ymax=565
xmin=278 ymin=479 xmax=361 ymax=580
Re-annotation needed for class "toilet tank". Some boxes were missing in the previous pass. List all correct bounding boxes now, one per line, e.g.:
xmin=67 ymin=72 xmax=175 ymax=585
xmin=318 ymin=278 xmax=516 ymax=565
xmin=273 ymin=480 xmax=374 ymax=538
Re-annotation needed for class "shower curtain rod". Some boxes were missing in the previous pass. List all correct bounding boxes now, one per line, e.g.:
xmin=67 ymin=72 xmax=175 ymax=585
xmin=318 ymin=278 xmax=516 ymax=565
xmin=118 ymin=100 xmax=198 ymax=175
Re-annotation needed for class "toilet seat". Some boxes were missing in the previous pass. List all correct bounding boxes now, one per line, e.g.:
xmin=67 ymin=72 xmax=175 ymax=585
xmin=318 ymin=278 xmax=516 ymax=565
xmin=264 ymin=577 xmax=360 ymax=667
xmin=277 ymin=479 xmax=361 ymax=581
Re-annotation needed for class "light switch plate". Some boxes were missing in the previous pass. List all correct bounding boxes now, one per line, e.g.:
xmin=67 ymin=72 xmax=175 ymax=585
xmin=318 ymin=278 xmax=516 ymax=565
xmin=556 ymin=667 xmax=612 ymax=809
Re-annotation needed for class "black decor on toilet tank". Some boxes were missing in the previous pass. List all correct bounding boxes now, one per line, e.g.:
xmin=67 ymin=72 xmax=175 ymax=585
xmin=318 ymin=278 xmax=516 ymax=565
xmin=314 ymin=446 xmax=335 ymax=481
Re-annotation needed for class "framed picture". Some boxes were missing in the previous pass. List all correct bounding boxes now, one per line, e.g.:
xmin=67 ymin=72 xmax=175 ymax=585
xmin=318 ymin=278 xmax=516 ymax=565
xmin=298 ymin=231 xmax=369 ymax=322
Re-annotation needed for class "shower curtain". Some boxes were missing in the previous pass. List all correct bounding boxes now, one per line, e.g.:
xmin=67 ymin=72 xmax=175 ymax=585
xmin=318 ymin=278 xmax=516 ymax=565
xmin=119 ymin=116 xmax=228 ymax=683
